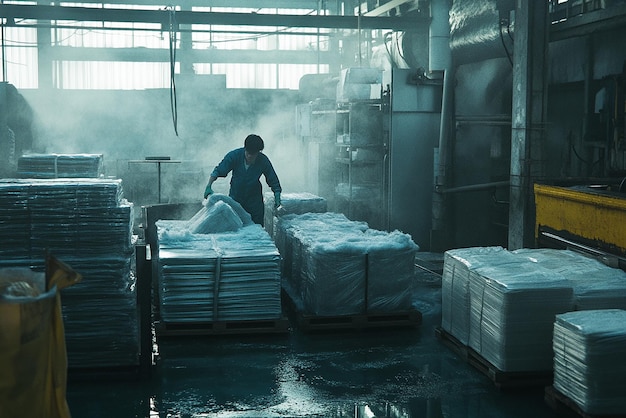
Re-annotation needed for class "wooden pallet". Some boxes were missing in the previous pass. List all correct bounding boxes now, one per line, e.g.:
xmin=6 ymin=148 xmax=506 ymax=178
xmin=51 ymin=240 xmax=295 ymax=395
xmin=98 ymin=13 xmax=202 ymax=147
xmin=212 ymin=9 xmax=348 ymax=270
xmin=155 ymin=317 xmax=291 ymax=337
xmin=297 ymin=309 xmax=422 ymax=331
xmin=282 ymin=288 xmax=422 ymax=331
xmin=434 ymin=326 xmax=553 ymax=389
xmin=545 ymin=385 xmax=626 ymax=418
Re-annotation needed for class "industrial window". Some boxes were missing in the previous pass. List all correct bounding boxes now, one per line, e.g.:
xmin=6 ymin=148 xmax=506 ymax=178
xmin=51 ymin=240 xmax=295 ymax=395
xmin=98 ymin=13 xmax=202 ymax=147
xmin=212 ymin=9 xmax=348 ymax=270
xmin=1 ymin=3 xmax=332 ymax=90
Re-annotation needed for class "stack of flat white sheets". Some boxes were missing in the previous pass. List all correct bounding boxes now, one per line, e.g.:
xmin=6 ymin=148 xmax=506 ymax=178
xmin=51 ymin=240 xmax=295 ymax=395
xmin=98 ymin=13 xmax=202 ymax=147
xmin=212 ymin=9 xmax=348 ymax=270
xmin=441 ymin=246 xmax=626 ymax=373
xmin=553 ymin=309 xmax=626 ymax=415
xmin=156 ymin=221 xmax=282 ymax=323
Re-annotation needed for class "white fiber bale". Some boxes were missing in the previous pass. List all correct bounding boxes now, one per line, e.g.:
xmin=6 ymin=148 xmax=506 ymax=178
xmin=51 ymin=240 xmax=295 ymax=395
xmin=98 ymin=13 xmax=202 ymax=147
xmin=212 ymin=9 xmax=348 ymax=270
xmin=365 ymin=229 xmax=419 ymax=312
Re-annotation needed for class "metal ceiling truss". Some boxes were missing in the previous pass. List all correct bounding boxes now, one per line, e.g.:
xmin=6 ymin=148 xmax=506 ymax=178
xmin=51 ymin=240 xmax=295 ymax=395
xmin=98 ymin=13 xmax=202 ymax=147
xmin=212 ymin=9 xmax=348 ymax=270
xmin=0 ymin=3 xmax=423 ymax=31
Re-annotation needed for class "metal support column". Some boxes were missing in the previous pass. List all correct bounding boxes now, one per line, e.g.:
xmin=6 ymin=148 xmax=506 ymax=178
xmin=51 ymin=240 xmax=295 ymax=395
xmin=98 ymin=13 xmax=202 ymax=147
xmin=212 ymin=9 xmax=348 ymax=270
xmin=36 ymin=0 xmax=53 ymax=89
xmin=508 ymin=0 xmax=549 ymax=250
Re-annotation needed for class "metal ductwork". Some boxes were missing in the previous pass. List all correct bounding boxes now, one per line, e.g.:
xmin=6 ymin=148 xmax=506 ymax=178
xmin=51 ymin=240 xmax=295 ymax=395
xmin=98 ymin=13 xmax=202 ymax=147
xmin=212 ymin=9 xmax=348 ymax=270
xmin=449 ymin=0 xmax=515 ymax=66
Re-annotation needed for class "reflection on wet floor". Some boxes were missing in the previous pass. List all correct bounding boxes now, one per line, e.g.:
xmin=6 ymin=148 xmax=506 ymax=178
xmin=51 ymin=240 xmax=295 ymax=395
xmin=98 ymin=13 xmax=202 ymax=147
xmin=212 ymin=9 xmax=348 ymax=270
xmin=66 ymin=274 xmax=560 ymax=418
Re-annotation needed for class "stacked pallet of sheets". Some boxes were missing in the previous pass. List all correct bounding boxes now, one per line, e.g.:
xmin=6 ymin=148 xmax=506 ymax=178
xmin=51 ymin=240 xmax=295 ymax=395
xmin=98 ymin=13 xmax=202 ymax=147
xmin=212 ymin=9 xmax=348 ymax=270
xmin=553 ymin=309 xmax=626 ymax=415
xmin=0 ymin=178 xmax=138 ymax=369
xmin=276 ymin=212 xmax=418 ymax=316
xmin=513 ymin=248 xmax=626 ymax=310
xmin=155 ymin=195 xmax=282 ymax=323
xmin=17 ymin=153 xmax=104 ymax=178
xmin=441 ymin=247 xmax=626 ymax=373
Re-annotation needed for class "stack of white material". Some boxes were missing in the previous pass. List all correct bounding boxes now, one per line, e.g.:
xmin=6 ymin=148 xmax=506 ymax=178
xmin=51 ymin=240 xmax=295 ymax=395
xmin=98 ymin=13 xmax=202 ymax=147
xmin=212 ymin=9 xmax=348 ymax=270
xmin=277 ymin=212 xmax=418 ymax=316
xmin=441 ymin=246 xmax=506 ymax=345
xmin=263 ymin=192 xmax=327 ymax=238
xmin=468 ymin=260 xmax=573 ymax=372
xmin=441 ymin=246 xmax=626 ymax=373
xmin=513 ymin=248 xmax=626 ymax=310
xmin=156 ymin=220 xmax=282 ymax=323
xmin=17 ymin=153 xmax=104 ymax=178
xmin=553 ymin=309 xmax=626 ymax=415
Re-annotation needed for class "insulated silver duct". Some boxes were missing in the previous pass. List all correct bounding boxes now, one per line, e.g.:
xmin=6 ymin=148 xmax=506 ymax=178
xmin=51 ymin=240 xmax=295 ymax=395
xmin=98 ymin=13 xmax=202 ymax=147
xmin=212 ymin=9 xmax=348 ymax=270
xmin=449 ymin=0 xmax=514 ymax=66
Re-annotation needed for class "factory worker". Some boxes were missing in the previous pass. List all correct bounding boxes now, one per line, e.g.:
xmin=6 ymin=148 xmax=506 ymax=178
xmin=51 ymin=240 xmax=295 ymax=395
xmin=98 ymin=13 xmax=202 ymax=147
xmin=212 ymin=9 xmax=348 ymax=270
xmin=204 ymin=134 xmax=282 ymax=225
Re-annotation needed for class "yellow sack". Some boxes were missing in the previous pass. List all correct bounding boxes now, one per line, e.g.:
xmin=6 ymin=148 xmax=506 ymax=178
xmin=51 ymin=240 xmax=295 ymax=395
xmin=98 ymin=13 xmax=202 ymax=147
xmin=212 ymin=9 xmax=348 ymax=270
xmin=0 ymin=256 xmax=81 ymax=418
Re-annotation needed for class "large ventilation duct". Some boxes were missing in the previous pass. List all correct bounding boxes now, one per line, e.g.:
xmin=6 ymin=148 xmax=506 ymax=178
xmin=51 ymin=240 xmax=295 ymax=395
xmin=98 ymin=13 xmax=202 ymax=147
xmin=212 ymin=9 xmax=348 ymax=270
xmin=430 ymin=0 xmax=451 ymax=73
xmin=449 ymin=0 xmax=515 ymax=66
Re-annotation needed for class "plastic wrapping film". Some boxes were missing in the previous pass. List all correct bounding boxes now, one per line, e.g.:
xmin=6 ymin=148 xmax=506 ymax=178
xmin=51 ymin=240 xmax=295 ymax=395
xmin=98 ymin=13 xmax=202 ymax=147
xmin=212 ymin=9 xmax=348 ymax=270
xmin=365 ymin=229 xmax=418 ymax=312
xmin=553 ymin=309 xmax=626 ymax=415
xmin=188 ymin=193 xmax=253 ymax=234
xmin=263 ymin=192 xmax=327 ymax=239
xmin=277 ymin=212 xmax=367 ymax=308
xmin=156 ymin=221 xmax=281 ymax=322
xmin=513 ymin=248 xmax=626 ymax=310
xmin=276 ymin=212 xmax=418 ymax=316
xmin=470 ymin=261 xmax=574 ymax=372
xmin=0 ymin=178 xmax=138 ymax=369
xmin=441 ymin=246 xmax=505 ymax=345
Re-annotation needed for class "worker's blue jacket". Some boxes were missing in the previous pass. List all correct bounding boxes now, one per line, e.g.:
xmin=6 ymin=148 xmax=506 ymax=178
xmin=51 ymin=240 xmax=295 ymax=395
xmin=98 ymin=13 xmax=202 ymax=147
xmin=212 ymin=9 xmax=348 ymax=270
xmin=211 ymin=147 xmax=281 ymax=225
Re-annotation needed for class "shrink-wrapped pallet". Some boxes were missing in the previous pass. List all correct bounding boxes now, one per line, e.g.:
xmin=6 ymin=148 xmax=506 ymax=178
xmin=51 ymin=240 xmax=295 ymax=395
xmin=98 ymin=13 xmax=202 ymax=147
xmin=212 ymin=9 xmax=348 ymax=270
xmin=279 ymin=212 xmax=418 ymax=316
xmin=553 ymin=309 xmax=626 ymax=415
xmin=364 ymin=229 xmax=418 ymax=312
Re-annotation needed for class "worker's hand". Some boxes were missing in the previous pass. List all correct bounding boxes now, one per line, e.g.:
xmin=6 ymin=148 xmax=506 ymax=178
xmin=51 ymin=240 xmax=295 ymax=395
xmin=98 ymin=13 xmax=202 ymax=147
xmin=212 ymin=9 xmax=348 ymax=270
xmin=274 ymin=192 xmax=281 ymax=209
xmin=203 ymin=184 xmax=214 ymax=199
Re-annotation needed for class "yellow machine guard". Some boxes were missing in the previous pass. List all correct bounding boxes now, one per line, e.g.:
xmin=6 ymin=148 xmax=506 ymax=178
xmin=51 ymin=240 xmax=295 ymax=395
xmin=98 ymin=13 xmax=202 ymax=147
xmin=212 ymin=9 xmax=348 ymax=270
xmin=534 ymin=183 xmax=626 ymax=256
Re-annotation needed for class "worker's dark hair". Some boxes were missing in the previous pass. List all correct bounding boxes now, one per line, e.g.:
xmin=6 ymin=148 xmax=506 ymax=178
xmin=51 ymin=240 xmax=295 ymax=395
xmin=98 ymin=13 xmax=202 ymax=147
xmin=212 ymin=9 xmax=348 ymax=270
xmin=244 ymin=134 xmax=264 ymax=153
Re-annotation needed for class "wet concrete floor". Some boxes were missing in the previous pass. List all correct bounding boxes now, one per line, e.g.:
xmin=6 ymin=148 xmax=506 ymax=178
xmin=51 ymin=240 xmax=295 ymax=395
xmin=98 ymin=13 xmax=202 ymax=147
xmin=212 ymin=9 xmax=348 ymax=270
xmin=66 ymin=270 xmax=561 ymax=418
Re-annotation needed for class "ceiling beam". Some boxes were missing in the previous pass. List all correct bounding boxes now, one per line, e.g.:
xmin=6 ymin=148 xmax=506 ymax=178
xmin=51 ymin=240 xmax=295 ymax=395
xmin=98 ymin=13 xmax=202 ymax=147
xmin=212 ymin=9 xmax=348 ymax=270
xmin=0 ymin=4 xmax=422 ymax=31
xmin=33 ymin=0 xmax=322 ymax=9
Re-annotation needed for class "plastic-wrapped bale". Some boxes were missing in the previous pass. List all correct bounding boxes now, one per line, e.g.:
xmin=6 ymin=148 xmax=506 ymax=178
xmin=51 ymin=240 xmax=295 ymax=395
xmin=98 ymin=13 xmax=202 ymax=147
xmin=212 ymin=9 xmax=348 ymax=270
xmin=301 ymin=233 xmax=367 ymax=316
xmin=513 ymin=248 xmax=626 ymax=310
xmin=441 ymin=246 xmax=506 ymax=345
xmin=553 ymin=309 xmax=626 ymax=416
xmin=364 ymin=229 xmax=419 ymax=312
xmin=281 ymin=213 xmax=367 ymax=305
xmin=469 ymin=260 xmax=574 ymax=372
xmin=263 ymin=192 xmax=327 ymax=238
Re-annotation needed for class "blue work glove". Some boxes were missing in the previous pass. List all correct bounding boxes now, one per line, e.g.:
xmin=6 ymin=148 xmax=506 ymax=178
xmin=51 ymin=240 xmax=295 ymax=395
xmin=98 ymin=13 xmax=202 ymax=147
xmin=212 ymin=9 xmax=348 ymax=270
xmin=203 ymin=184 xmax=213 ymax=199
xmin=274 ymin=192 xmax=281 ymax=209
